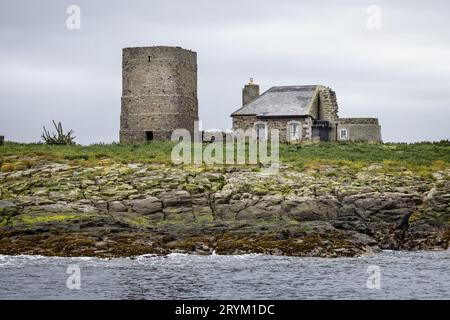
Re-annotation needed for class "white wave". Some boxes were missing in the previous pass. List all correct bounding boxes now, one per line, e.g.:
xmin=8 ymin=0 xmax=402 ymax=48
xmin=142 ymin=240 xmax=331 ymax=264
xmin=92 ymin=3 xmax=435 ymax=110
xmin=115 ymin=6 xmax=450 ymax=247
xmin=134 ymin=253 xmax=159 ymax=261
xmin=0 ymin=254 xmax=49 ymax=260
xmin=166 ymin=253 xmax=190 ymax=258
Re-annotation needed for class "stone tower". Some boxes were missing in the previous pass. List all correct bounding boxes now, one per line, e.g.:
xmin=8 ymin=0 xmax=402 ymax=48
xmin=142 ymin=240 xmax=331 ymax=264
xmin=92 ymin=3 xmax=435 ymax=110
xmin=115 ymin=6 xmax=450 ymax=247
xmin=120 ymin=46 xmax=198 ymax=142
xmin=242 ymin=78 xmax=260 ymax=106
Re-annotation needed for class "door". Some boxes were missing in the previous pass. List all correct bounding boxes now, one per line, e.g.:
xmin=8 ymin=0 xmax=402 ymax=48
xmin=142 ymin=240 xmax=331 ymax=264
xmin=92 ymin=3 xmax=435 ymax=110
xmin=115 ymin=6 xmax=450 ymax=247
xmin=319 ymin=128 xmax=330 ymax=141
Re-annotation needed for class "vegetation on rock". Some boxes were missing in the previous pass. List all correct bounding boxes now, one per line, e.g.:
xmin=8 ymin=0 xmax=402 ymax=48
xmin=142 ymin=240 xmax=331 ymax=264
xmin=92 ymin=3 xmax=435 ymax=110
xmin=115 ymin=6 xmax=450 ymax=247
xmin=0 ymin=141 xmax=449 ymax=257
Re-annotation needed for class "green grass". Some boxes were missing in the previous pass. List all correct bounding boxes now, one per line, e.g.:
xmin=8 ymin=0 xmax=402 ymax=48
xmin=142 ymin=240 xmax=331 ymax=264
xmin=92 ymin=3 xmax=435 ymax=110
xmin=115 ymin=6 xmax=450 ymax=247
xmin=280 ymin=141 xmax=450 ymax=165
xmin=279 ymin=141 xmax=450 ymax=174
xmin=1 ymin=141 xmax=449 ymax=173
xmin=0 ymin=142 xmax=175 ymax=165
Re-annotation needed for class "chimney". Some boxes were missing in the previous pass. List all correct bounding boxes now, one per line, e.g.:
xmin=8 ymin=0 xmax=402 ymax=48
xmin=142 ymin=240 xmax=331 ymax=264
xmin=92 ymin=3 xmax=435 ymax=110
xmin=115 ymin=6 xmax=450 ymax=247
xmin=242 ymin=78 xmax=260 ymax=106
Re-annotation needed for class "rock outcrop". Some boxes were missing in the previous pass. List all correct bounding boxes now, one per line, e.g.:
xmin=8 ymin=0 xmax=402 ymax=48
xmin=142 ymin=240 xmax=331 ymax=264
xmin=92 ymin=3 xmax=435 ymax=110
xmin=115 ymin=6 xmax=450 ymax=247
xmin=0 ymin=158 xmax=448 ymax=258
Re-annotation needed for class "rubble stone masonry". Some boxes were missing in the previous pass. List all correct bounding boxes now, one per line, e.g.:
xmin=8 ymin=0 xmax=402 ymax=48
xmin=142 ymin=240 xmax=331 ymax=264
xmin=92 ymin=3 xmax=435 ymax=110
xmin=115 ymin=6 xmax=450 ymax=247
xmin=337 ymin=118 xmax=382 ymax=142
xmin=232 ymin=115 xmax=313 ymax=142
xmin=120 ymin=46 xmax=198 ymax=142
xmin=318 ymin=86 xmax=339 ymax=121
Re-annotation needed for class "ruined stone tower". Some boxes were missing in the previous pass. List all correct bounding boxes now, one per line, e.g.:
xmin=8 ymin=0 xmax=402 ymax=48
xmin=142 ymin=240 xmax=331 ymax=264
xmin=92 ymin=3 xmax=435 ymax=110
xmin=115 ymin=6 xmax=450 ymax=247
xmin=318 ymin=86 xmax=339 ymax=121
xmin=120 ymin=46 xmax=198 ymax=142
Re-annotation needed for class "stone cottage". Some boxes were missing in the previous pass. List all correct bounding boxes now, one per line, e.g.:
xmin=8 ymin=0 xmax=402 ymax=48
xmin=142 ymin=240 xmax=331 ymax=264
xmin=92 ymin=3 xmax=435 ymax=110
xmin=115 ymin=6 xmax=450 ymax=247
xmin=231 ymin=79 xmax=382 ymax=143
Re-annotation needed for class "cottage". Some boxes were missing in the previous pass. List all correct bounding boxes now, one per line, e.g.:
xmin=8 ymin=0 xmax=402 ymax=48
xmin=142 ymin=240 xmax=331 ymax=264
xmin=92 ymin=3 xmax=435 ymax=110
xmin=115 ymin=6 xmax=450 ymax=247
xmin=231 ymin=79 xmax=381 ymax=143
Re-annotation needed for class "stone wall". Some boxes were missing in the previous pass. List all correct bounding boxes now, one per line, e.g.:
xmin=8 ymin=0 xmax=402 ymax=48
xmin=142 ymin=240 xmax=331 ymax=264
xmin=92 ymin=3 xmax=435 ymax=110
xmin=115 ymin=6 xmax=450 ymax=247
xmin=202 ymin=131 xmax=226 ymax=142
xmin=338 ymin=118 xmax=379 ymax=124
xmin=337 ymin=118 xmax=382 ymax=142
xmin=120 ymin=46 xmax=198 ymax=143
xmin=232 ymin=115 xmax=313 ymax=142
xmin=318 ymin=86 xmax=339 ymax=121
xmin=231 ymin=116 xmax=381 ymax=143
xmin=309 ymin=94 xmax=319 ymax=119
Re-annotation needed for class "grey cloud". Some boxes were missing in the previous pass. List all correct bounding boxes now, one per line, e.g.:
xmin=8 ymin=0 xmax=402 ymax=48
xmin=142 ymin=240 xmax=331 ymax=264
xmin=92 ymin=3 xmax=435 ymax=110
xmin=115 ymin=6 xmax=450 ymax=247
xmin=0 ymin=0 xmax=449 ymax=143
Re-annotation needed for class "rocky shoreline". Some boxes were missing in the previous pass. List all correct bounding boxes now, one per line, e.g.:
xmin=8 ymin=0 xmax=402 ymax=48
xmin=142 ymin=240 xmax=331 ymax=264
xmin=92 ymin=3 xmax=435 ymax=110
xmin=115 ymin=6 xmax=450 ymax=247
xmin=0 ymin=157 xmax=449 ymax=258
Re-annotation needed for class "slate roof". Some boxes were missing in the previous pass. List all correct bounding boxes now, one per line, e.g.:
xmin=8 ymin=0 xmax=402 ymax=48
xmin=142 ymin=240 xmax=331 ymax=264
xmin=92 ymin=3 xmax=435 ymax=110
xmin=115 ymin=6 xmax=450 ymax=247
xmin=231 ymin=85 xmax=318 ymax=117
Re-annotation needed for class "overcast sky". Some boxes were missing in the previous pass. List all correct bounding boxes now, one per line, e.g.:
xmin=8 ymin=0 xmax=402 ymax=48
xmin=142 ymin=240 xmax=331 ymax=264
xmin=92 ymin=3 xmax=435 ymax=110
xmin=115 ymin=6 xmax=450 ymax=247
xmin=0 ymin=0 xmax=449 ymax=144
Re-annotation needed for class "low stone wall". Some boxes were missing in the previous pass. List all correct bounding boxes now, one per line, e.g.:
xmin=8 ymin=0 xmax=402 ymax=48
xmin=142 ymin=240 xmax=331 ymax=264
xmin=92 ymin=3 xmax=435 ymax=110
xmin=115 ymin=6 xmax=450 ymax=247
xmin=337 ymin=118 xmax=382 ymax=142
xmin=338 ymin=118 xmax=379 ymax=125
xmin=202 ymin=131 xmax=226 ymax=142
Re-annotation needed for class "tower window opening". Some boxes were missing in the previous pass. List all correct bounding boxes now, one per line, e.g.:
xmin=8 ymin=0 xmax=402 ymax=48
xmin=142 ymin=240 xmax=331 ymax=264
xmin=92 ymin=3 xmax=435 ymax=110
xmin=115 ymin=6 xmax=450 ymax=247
xmin=146 ymin=131 xmax=154 ymax=141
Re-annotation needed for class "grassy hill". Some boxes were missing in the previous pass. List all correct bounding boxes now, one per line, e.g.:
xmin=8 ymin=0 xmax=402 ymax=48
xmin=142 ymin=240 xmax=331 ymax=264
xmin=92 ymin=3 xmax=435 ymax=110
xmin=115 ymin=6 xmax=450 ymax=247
xmin=1 ymin=141 xmax=449 ymax=176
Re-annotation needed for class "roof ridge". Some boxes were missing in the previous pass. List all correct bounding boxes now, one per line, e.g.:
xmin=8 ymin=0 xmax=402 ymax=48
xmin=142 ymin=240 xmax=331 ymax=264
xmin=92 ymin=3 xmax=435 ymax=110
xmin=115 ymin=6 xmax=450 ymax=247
xmin=271 ymin=84 xmax=319 ymax=87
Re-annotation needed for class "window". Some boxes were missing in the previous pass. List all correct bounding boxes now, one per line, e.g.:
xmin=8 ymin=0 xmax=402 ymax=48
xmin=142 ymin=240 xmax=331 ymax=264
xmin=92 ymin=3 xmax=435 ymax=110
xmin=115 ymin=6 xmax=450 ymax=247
xmin=288 ymin=122 xmax=300 ymax=141
xmin=145 ymin=131 xmax=154 ymax=141
xmin=340 ymin=129 xmax=348 ymax=140
xmin=255 ymin=123 xmax=266 ymax=140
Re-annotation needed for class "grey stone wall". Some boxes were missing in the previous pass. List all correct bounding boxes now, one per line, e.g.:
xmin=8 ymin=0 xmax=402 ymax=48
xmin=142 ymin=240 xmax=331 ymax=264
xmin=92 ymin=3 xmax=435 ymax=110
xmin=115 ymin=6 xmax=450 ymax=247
xmin=120 ymin=46 xmax=198 ymax=143
xmin=232 ymin=115 xmax=382 ymax=143
xmin=309 ymin=94 xmax=320 ymax=119
xmin=202 ymin=131 xmax=226 ymax=142
xmin=337 ymin=118 xmax=382 ymax=142
xmin=338 ymin=118 xmax=379 ymax=124
xmin=232 ymin=115 xmax=313 ymax=142
xmin=318 ymin=86 xmax=339 ymax=121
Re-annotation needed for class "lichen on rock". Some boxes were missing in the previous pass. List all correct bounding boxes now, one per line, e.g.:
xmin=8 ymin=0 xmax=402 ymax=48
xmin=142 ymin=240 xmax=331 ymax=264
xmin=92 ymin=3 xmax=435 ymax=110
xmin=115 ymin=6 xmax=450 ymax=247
xmin=0 ymin=156 xmax=448 ymax=258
